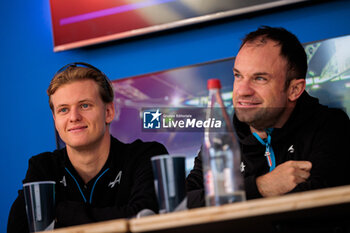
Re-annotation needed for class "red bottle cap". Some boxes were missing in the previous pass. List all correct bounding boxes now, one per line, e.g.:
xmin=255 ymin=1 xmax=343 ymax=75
xmin=207 ymin=79 xmax=221 ymax=89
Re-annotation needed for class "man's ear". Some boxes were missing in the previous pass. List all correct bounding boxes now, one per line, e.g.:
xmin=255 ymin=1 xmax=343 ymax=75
xmin=105 ymin=102 xmax=115 ymax=124
xmin=288 ymin=78 xmax=305 ymax=102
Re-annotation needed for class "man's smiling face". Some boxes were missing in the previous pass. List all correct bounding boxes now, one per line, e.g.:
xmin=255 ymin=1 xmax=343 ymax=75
xmin=232 ymin=39 xmax=290 ymax=130
xmin=51 ymin=79 xmax=114 ymax=150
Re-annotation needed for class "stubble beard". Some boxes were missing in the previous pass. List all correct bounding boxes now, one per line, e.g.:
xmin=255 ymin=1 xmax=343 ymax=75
xmin=235 ymin=107 xmax=285 ymax=130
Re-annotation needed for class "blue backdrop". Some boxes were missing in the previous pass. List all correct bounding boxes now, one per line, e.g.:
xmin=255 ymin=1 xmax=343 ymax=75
xmin=1 ymin=0 xmax=349 ymax=231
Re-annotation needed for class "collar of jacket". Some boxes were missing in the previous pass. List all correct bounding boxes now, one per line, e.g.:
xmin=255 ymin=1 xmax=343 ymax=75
xmin=61 ymin=136 xmax=125 ymax=186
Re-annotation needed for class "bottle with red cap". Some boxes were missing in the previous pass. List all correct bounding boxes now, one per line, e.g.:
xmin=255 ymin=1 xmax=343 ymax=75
xmin=202 ymin=78 xmax=246 ymax=206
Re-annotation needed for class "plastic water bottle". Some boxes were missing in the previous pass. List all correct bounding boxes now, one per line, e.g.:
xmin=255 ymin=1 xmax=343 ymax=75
xmin=202 ymin=78 xmax=246 ymax=206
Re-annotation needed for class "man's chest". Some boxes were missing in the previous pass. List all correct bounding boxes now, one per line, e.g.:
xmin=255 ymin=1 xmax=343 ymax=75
xmin=56 ymin=168 xmax=129 ymax=206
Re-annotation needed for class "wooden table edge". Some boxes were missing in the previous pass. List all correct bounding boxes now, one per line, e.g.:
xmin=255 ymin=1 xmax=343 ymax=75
xmin=130 ymin=185 xmax=350 ymax=232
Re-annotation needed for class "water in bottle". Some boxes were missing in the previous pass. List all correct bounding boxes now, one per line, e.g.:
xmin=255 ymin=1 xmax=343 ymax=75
xmin=202 ymin=78 xmax=246 ymax=206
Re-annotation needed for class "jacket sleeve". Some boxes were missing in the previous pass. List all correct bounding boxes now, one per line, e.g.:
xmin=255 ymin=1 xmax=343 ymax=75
xmin=292 ymin=109 xmax=350 ymax=193
xmin=243 ymin=175 xmax=263 ymax=199
xmin=55 ymin=142 xmax=168 ymax=227
xmin=7 ymin=190 xmax=29 ymax=233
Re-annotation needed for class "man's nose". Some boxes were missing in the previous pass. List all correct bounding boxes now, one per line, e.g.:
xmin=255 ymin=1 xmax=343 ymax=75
xmin=69 ymin=107 xmax=82 ymax=122
xmin=234 ymin=79 xmax=255 ymax=97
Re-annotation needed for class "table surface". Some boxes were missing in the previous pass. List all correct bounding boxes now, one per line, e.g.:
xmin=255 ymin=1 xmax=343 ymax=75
xmin=44 ymin=185 xmax=350 ymax=233
xmin=130 ymin=185 xmax=350 ymax=233
xmin=44 ymin=218 xmax=128 ymax=233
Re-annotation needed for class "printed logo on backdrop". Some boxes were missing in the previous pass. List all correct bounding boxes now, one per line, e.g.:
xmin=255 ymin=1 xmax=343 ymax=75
xmin=143 ymin=109 xmax=162 ymax=129
xmin=142 ymin=108 xmax=229 ymax=132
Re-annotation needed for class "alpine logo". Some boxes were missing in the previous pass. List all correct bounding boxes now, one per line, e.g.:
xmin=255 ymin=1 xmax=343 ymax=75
xmin=60 ymin=176 xmax=67 ymax=187
xmin=109 ymin=171 xmax=122 ymax=188
xmin=240 ymin=162 xmax=246 ymax=173
xmin=288 ymin=145 xmax=295 ymax=153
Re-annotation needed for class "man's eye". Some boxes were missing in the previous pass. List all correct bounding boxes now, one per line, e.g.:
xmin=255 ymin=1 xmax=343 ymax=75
xmin=58 ymin=108 xmax=68 ymax=113
xmin=255 ymin=76 xmax=267 ymax=81
xmin=234 ymin=73 xmax=241 ymax=79
xmin=81 ymin=103 xmax=89 ymax=109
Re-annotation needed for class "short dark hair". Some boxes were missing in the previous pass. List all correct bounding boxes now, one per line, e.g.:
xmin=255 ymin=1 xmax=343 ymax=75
xmin=240 ymin=26 xmax=307 ymax=88
xmin=47 ymin=63 xmax=114 ymax=111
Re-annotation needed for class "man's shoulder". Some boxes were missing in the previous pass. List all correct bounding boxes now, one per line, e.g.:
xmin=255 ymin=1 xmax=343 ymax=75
xmin=313 ymin=104 xmax=349 ymax=125
xmin=130 ymin=139 xmax=167 ymax=154
xmin=111 ymin=137 xmax=168 ymax=160
xmin=129 ymin=138 xmax=165 ymax=148
xmin=24 ymin=149 xmax=65 ymax=183
xmin=295 ymin=103 xmax=350 ymax=140
xmin=29 ymin=149 xmax=65 ymax=166
xmin=301 ymin=92 xmax=349 ymax=122
xmin=322 ymin=106 xmax=349 ymax=120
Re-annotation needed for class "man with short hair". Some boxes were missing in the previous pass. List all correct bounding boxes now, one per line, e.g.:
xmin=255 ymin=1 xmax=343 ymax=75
xmin=186 ymin=26 xmax=350 ymax=207
xmin=8 ymin=63 xmax=168 ymax=232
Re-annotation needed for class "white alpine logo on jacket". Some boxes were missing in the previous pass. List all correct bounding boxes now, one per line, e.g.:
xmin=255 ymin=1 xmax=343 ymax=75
xmin=60 ymin=176 xmax=67 ymax=187
xmin=240 ymin=162 xmax=246 ymax=173
xmin=288 ymin=145 xmax=295 ymax=153
xmin=109 ymin=171 xmax=122 ymax=188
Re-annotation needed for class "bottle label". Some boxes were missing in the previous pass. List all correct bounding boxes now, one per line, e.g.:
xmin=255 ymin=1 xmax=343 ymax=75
xmin=205 ymin=170 xmax=214 ymax=196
